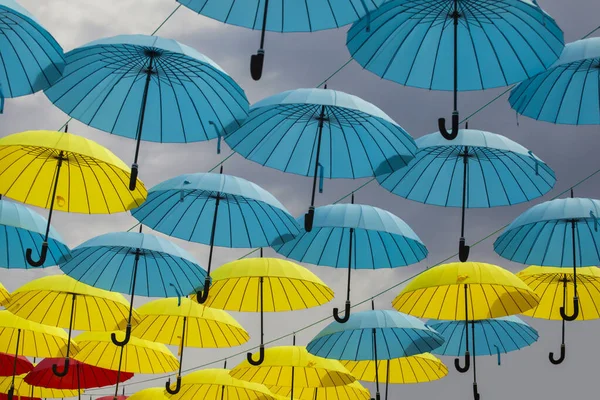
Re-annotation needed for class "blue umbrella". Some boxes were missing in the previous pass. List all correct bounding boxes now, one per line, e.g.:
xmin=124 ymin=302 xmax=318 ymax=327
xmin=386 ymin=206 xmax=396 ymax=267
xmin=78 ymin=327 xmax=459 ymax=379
xmin=0 ymin=0 xmax=64 ymax=102
xmin=0 ymin=199 xmax=69 ymax=268
xmin=177 ymin=0 xmax=385 ymax=80
xmin=510 ymin=37 xmax=600 ymax=125
xmin=307 ymin=302 xmax=444 ymax=400
xmin=428 ymin=316 xmax=538 ymax=400
xmin=44 ymin=34 xmax=249 ymax=190
xmin=346 ymin=0 xmax=564 ymax=139
xmin=274 ymin=196 xmax=427 ymax=323
xmin=224 ymin=87 xmax=417 ymax=232
xmin=376 ymin=128 xmax=555 ymax=262
xmin=59 ymin=230 xmax=207 ymax=347
xmin=494 ymin=191 xmax=600 ymax=322
xmin=131 ymin=168 xmax=300 ymax=304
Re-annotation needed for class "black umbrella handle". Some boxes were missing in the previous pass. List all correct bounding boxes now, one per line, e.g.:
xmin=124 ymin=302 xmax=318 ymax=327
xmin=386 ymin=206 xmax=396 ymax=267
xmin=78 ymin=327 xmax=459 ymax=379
xmin=333 ymin=301 xmax=351 ymax=323
xmin=195 ymin=277 xmax=211 ymax=304
xmin=439 ymin=112 xmax=459 ymax=140
xmin=26 ymin=241 xmax=48 ymax=267
xmin=473 ymin=383 xmax=480 ymax=400
xmin=549 ymin=344 xmax=566 ymax=365
xmin=247 ymin=345 xmax=265 ymax=366
xmin=111 ymin=325 xmax=131 ymax=347
xmin=129 ymin=164 xmax=139 ymax=191
xmin=52 ymin=358 xmax=70 ymax=377
xmin=454 ymin=351 xmax=470 ymax=373
xmin=304 ymin=207 xmax=315 ymax=232
xmin=459 ymin=238 xmax=470 ymax=263
xmin=560 ymin=296 xmax=579 ymax=321
xmin=7 ymin=385 xmax=13 ymax=400
xmin=165 ymin=376 xmax=181 ymax=394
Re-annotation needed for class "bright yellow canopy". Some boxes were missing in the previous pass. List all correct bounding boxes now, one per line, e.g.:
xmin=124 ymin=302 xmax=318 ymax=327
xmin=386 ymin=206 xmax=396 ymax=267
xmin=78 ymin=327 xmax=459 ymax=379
xmin=168 ymin=368 xmax=276 ymax=400
xmin=0 ymin=130 xmax=147 ymax=213
xmin=517 ymin=266 xmax=600 ymax=320
xmin=73 ymin=331 xmax=179 ymax=374
xmin=342 ymin=353 xmax=448 ymax=384
xmin=128 ymin=387 xmax=169 ymax=400
xmin=6 ymin=274 xmax=139 ymax=331
xmin=132 ymin=297 xmax=249 ymax=348
xmin=230 ymin=346 xmax=356 ymax=388
xmin=197 ymin=258 xmax=334 ymax=312
xmin=0 ymin=282 xmax=9 ymax=306
xmin=269 ymin=381 xmax=370 ymax=400
xmin=393 ymin=262 xmax=540 ymax=320
xmin=0 ymin=373 xmax=80 ymax=398
xmin=0 ymin=310 xmax=77 ymax=358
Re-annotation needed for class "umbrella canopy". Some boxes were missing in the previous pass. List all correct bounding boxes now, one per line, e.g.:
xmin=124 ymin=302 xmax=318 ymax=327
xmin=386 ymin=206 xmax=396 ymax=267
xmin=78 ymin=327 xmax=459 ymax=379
xmin=0 ymin=0 xmax=64 ymax=99
xmin=269 ymin=382 xmax=370 ymax=400
xmin=0 ymin=200 xmax=69 ymax=269
xmin=0 ymin=354 xmax=32 ymax=377
xmin=342 ymin=353 xmax=448 ymax=384
xmin=167 ymin=368 xmax=276 ymax=400
xmin=274 ymin=202 xmax=427 ymax=322
xmin=0 ymin=283 xmax=8 ymax=306
xmin=0 ymin=374 xmax=79 ymax=398
xmin=44 ymin=34 xmax=249 ymax=188
xmin=128 ymin=388 xmax=167 ymax=400
xmin=230 ymin=346 xmax=355 ymax=388
xmin=73 ymin=331 xmax=179 ymax=374
xmin=510 ymin=37 xmax=600 ymax=125
xmin=199 ymin=257 xmax=333 ymax=366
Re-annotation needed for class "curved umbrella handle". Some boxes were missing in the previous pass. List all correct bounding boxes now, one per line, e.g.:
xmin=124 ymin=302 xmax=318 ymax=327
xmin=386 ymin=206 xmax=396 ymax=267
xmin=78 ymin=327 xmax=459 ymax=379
xmin=333 ymin=301 xmax=351 ymax=324
xmin=250 ymin=50 xmax=265 ymax=81
xmin=195 ymin=278 xmax=211 ymax=304
xmin=454 ymin=351 xmax=470 ymax=373
xmin=52 ymin=358 xmax=70 ymax=377
xmin=165 ymin=376 xmax=181 ymax=395
xmin=438 ymin=112 xmax=459 ymax=140
xmin=111 ymin=326 xmax=131 ymax=347
xmin=247 ymin=345 xmax=265 ymax=366
xmin=25 ymin=242 xmax=48 ymax=267
xmin=560 ymin=296 xmax=579 ymax=321
xmin=304 ymin=207 xmax=315 ymax=232
xmin=473 ymin=383 xmax=480 ymax=400
xmin=129 ymin=163 xmax=139 ymax=191
xmin=459 ymin=238 xmax=470 ymax=263
xmin=549 ymin=344 xmax=566 ymax=365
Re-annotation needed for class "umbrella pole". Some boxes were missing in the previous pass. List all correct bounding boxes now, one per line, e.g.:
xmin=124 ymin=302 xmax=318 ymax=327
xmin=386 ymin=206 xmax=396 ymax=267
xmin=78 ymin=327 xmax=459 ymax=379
xmin=304 ymin=100 xmax=327 ymax=233
xmin=129 ymin=55 xmax=155 ymax=191
xmin=25 ymin=150 xmax=65 ymax=267
xmin=385 ymin=360 xmax=390 ymax=400
xmin=166 ymin=317 xmax=187 ymax=394
xmin=458 ymin=146 xmax=470 ymax=262
xmin=53 ymin=293 xmax=76 ymax=376
xmin=113 ymin=346 xmax=126 ymax=400
xmin=250 ymin=0 xmax=269 ymax=80
xmin=371 ymin=327 xmax=380 ymax=400
xmin=7 ymin=328 xmax=21 ymax=400
xmin=471 ymin=321 xmax=480 ymax=400
xmin=455 ymin=284 xmax=471 ymax=373
xmin=77 ymin=363 xmax=81 ymax=400
xmin=111 ymin=247 xmax=141 ymax=347
xmin=197 ymin=166 xmax=223 ymax=304
xmin=334 ymin=193 xmax=354 ymax=323
xmin=247 ymin=276 xmax=265 ymax=365
xmin=550 ymin=275 xmax=568 ymax=364
xmin=561 ymin=209 xmax=579 ymax=321
xmin=438 ymin=0 xmax=460 ymax=140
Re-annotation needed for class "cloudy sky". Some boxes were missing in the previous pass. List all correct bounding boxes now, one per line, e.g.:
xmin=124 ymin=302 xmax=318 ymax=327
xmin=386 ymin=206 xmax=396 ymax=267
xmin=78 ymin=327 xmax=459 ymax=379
xmin=2 ymin=0 xmax=600 ymax=399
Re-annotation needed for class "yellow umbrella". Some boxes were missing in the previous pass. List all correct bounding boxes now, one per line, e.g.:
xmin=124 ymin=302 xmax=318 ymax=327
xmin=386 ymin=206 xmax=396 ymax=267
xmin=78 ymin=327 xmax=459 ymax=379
xmin=132 ymin=296 xmax=249 ymax=394
xmin=392 ymin=261 xmax=538 ymax=397
xmin=0 ymin=373 xmax=80 ymax=398
xmin=0 ymin=130 xmax=147 ymax=267
xmin=517 ymin=266 xmax=600 ymax=365
xmin=198 ymin=256 xmax=334 ymax=366
xmin=6 ymin=274 xmax=139 ymax=377
xmin=167 ymin=368 xmax=276 ymax=400
xmin=269 ymin=381 xmax=370 ymax=400
xmin=0 ymin=282 xmax=9 ymax=306
xmin=129 ymin=387 xmax=169 ymax=400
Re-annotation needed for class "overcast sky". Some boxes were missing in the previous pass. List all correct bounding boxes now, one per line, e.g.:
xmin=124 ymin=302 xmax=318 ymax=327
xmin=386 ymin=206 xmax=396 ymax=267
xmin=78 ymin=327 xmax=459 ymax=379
xmin=2 ymin=1 xmax=600 ymax=399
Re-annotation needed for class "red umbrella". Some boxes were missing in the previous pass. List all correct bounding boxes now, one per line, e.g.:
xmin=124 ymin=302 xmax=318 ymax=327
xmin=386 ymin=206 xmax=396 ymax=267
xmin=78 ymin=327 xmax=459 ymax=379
xmin=0 ymin=354 xmax=32 ymax=377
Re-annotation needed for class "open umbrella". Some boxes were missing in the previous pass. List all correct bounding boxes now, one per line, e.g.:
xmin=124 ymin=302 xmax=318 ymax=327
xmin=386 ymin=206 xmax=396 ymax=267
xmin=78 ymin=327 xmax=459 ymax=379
xmin=0 ymin=199 xmax=69 ymax=269
xmin=510 ymin=37 xmax=600 ymax=125
xmin=131 ymin=171 xmax=299 ymax=303
xmin=428 ymin=316 xmax=538 ymax=399
xmin=269 ymin=381 xmax=370 ymax=400
xmin=346 ymin=0 xmax=564 ymax=139
xmin=44 ymin=34 xmax=249 ymax=189
xmin=224 ymin=87 xmax=417 ymax=231
xmin=376 ymin=128 xmax=555 ymax=262
xmin=307 ymin=302 xmax=444 ymax=400
xmin=392 ymin=261 xmax=539 ymax=399
xmin=198 ymin=254 xmax=333 ymax=366
xmin=494 ymin=193 xmax=600 ymax=323
xmin=0 ymin=354 xmax=31 ymax=377
xmin=132 ymin=295 xmax=249 ymax=394
xmin=128 ymin=388 xmax=168 ymax=400
xmin=0 ymin=374 xmax=78 ymax=399
xmin=517 ymin=266 xmax=600 ymax=364
xmin=274 ymin=199 xmax=427 ymax=322
xmin=0 ymin=130 xmax=146 ymax=267
xmin=0 ymin=0 xmax=64 ymax=108
xmin=177 ymin=1 xmax=384 ymax=80
xmin=6 ymin=274 xmax=138 ymax=377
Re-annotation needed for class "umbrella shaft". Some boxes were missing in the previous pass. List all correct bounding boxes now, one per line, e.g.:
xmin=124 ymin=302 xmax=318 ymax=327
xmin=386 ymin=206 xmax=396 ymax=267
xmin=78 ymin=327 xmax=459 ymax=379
xmin=385 ymin=360 xmax=390 ymax=400
xmin=463 ymin=284 xmax=469 ymax=349
xmin=133 ymin=57 xmax=155 ymax=165
xmin=460 ymin=147 xmax=468 ymax=238
xmin=372 ymin=328 xmax=380 ymax=394
xmin=259 ymin=0 xmax=270 ymax=49
xmin=310 ymin=105 xmax=326 ymax=207
xmin=44 ymin=151 xmax=64 ymax=240
xmin=345 ymin=228 xmax=353 ymax=302
xmin=571 ymin=220 xmax=578 ymax=295
xmin=207 ymin=194 xmax=221 ymax=276
xmin=11 ymin=329 xmax=21 ymax=390
xmin=471 ymin=320 xmax=477 ymax=384
xmin=177 ymin=316 xmax=187 ymax=376
xmin=452 ymin=0 xmax=458 ymax=111
xmin=259 ymin=277 xmax=264 ymax=345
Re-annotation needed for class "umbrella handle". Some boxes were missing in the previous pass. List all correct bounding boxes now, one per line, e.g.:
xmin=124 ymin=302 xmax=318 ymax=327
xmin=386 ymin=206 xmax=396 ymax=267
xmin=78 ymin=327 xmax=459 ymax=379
xmin=549 ymin=343 xmax=566 ymax=365
xmin=111 ymin=326 xmax=131 ymax=347
xmin=52 ymin=358 xmax=70 ymax=377
xmin=459 ymin=238 xmax=470 ymax=263
xmin=473 ymin=383 xmax=480 ymax=400
xmin=560 ymin=296 xmax=579 ymax=321
xmin=165 ymin=376 xmax=181 ymax=394
xmin=247 ymin=345 xmax=265 ymax=366
xmin=304 ymin=207 xmax=315 ymax=232
xmin=7 ymin=385 xmax=13 ymax=400
xmin=333 ymin=301 xmax=351 ymax=323
xmin=454 ymin=351 xmax=470 ymax=373
xmin=250 ymin=50 xmax=265 ymax=81
xmin=26 ymin=241 xmax=48 ymax=267
xmin=438 ymin=112 xmax=459 ymax=140
xmin=129 ymin=163 xmax=139 ymax=191
xmin=195 ymin=278 xmax=211 ymax=304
